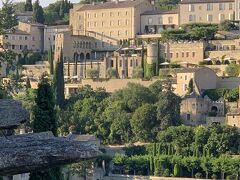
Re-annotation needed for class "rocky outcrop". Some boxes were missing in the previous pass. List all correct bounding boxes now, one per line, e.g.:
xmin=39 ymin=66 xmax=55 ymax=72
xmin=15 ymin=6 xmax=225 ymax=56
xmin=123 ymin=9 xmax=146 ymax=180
xmin=0 ymin=132 xmax=100 ymax=176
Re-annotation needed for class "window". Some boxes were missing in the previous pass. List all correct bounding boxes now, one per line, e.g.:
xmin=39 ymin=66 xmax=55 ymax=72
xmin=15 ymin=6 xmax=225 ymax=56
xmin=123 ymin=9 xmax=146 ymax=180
xmin=12 ymin=45 xmax=15 ymax=49
xmin=125 ymin=30 xmax=128 ymax=36
xmin=94 ymin=22 xmax=97 ymax=27
xmin=192 ymin=104 xmax=196 ymax=109
xmin=120 ymin=60 xmax=122 ymax=67
xmin=126 ymin=11 xmax=128 ymax=16
xmin=219 ymin=3 xmax=225 ymax=10
xmin=118 ymin=20 xmax=121 ymax=26
xmin=159 ymin=17 xmax=163 ymax=24
xmin=170 ymin=53 xmax=173 ymax=58
xmin=182 ymin=52 xmax=184 ymax=57
xmin=94 ymin=13 xmax=97 ymax=18
xmin=186 ymin=52 xmax=189 ymax=57
xmin=219 ymin=14 xmax=225 ymax=21
xmin=110 ymin=21 xmax=113 ymax=26
xmin=183 ymin=84 xmax=188 ymax=91
xmin=207 ymin=14 xmax=213 ymax=22
xmin=118 ymin=30 xmax=121 ymax=36
xmin=192 ymin=52 xmax=195 ymax=57
xmin=25 ymin=36 xmax=28 ymax=40
xmin=130 ymin=60 xmax=133 ymax=67
xmin=168 ymin=17 xmax=173 ymax=24
xmin=229 ymin=3 xmax=233 ymax=10
xmin=189 ymin=15 xmax=195 ymax=22
xmin=176 ymin=52 xmax=178 ymax=58
xmin=148 ymin=17 xmax=153 ymax=24
xmin=125 ymin=20 xmax=129 ymax=25
xmin=189 ymin=4 xmax=195 ymax=12
xmin=110 ymin=12 xmax=113 ymax=17
xmin=187 ymin=114 xmax=191 ymax=121
xmin=185 ymin=75 xmax=188 ymax=80
xmin=207 ymin=3 xmax=213 ymax=11
xmin=118 ymin=12 xmax=121 ymax=16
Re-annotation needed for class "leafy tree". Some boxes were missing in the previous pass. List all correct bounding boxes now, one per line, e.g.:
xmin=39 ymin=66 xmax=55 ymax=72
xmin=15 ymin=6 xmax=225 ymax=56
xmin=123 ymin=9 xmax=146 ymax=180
xmin=156 ymin=90 xmax=181 ymax=130
xmin=33 ymin=0 xmax=44 ymax=23
xmin=225 ymin=64 xmax=240 ymax=77
xmin=219 ymin=20 xmax=238 ymax=31
xmin=130 ymin=104 xmax=157 ymax=142
xmin=14 ymin=2 xmax=26 ymax=13
xmin=53 ymin=48 xmax=64 ymax=108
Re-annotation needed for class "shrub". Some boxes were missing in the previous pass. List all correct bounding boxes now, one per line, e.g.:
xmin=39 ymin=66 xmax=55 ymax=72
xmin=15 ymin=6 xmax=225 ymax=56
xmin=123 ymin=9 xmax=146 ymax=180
xmin=107 ymin=68 xmax=117 ymax=78
xmin=86 ymin=69 xmax=99 ymax=80
xmin=132 ymin=67 xmax=143 ymax=79
xmin=195 ymin=172 xmax=202 ymax=178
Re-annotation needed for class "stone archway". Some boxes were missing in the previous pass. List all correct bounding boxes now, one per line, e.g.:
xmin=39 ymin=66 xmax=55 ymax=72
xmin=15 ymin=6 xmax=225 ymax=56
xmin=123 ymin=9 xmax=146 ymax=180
xmin=80 ymin=53 xmax=85 ymax=62
xmin=86 ymin=53 xmax=90 ymax=60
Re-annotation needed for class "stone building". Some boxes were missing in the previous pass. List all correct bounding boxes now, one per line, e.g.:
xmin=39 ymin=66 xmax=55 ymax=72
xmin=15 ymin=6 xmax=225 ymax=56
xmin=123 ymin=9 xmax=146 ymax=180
xmin=0 ymin=22 xmax=44 ymax=54
xmin=44 ymin=25 xmax=69 ymax=52
xmin=179 ymin=0 xmax=235 ymax=25
xmin=181 ymin=93 xmax=225 ymax=125
xmin=140 ymin=9 xmax=179 ymax=34
xmin=162 ymin=41 xmax=206 ymax=64
xmin=69 ymin=0 xmax=154 ymax=49
xmin=54 ymin=31 xmax=97 ymax=63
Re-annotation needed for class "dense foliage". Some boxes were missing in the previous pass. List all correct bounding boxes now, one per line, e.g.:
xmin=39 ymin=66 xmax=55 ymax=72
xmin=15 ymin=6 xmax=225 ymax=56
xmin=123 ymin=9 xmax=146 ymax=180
xmin=162 ymin=23 xmax=218 ymax=41
xmin=203 ymin=87 xmax=239 ymax=102
xmin=33 ymin=0 xmax=45 ymax=23
xmin=114 ymin=125 xmax=240 ymax=179
xmin=58 ymin=81 xmax=181 ymax=144
xmin=44 ymin=0 xmax=72 ymax=25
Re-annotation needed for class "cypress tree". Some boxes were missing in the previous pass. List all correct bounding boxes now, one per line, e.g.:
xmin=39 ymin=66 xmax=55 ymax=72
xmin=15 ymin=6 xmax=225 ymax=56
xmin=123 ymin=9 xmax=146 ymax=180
xmin=48 ymin=45 xmax=54 ymax=75
xmin=33 ymin=0 xmax=45 ymax=24
xmin=53 ymin=48 xmax=65 ymax=108
xmin=59 ymin=0 xmax=64 ymax=18
xmin=25 ymin=0 xmax=33 ymax=11
xmin=30 ymin=76 xmax=63 ymax=180
xmin=32 ymin=76 xmax=57 ymax=135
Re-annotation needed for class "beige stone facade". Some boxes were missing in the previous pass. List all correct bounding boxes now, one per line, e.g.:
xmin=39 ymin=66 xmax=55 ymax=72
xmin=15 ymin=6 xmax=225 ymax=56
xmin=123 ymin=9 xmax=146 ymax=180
xmin=175 ymin=67 xmax=217 ymax=96
xmin=54 ymin=31 xmax=95 ymax=63
xmin=0 ymin=22 xmax=44 ymax=54
xmin=179 ymin=0 xmax=235 ymax=25
xmin=162 ymin=41 xmax=206 ymax=64
xmin=181 ymin=94 xmax=224 ymax=125
xmin=44 ymin=25 xmax=69 ymax=52
xmin=226 ymin=113 xmax=240 ymax=130
xmin=69 ymin=0 xmax=154 ymax=48
xmin=140 ymin=9 xmax=179 ymax=34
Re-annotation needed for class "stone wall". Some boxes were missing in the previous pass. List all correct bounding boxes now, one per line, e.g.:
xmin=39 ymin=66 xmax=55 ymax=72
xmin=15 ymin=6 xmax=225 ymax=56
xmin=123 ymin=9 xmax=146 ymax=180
xmin=217 ymin=77 xmax=240 ymax=89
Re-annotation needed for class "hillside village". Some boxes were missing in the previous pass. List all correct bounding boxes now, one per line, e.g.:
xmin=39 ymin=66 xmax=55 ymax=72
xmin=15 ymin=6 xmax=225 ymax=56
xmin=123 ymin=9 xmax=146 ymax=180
xmin=0 ymin=0 xmax=240 ymax=180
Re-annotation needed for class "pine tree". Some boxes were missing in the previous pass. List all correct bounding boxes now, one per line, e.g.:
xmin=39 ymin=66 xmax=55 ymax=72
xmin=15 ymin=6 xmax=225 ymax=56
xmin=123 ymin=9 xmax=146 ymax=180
xmin=48 ymin=45 xmax=54 ymax=75
xmin=0 ymin=0 xmax=18 ymax=33
xmin=53 ymin=48 xmax=64 ymax=108
xmin=25 ymin=0 xmax=33 ymax=11
xmin=33 ymin=0 xmax=44 ymax=24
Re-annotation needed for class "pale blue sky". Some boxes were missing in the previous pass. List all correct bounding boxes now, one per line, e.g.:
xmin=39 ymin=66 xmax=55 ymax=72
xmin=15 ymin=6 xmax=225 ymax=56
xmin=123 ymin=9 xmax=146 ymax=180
xmin=0 ymin=0 xmax=81 ymax=8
